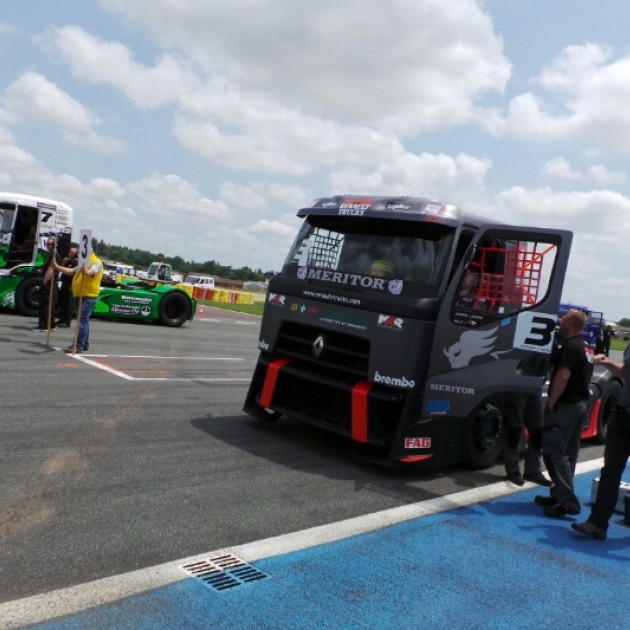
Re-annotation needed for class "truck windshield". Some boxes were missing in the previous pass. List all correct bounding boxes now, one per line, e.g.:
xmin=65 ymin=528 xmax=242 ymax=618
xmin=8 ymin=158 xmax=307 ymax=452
xmin=283 ymin=217 xmax=455 ymax=298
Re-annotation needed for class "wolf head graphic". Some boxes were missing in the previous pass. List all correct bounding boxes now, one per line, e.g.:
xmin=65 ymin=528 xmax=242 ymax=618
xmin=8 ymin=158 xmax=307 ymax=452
xmin=443 ymin=326 xmax=499 ymax=369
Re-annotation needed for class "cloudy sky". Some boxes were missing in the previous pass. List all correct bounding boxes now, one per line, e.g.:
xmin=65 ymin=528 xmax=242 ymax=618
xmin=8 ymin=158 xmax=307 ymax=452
xmin=1 ymin=1 xmax=629 ymax=320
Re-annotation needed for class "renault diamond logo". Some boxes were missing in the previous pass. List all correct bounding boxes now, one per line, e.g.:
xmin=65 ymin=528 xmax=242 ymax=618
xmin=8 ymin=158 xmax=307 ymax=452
xmin=312 ymin=335 xmax=325 ymax=358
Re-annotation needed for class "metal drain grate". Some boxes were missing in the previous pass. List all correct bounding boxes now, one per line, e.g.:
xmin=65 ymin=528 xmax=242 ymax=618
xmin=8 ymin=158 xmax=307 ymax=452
xmin=181 ymin=553 xmax=269 ymax=591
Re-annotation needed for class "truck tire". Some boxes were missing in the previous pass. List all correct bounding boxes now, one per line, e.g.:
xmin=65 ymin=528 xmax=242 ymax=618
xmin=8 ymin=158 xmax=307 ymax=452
xmin=158 ymin=291 xmax=191 ymax=327
xmin=462 ymin=402 xmax=506 ymax=469
xmin=596 ymin=380 xmax=622 ymax=444
xmin=15 ymin=276 xmax=41 ymax=317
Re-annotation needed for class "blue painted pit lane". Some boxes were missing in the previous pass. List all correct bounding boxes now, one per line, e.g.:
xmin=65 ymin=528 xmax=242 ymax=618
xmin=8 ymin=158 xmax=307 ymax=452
xmin=9 ymin=464 xmax=630 ymax=630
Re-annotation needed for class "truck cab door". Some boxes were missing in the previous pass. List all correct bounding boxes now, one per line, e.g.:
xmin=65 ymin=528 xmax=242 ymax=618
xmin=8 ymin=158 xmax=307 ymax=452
xmin=423 ymin=224 xmax=572 ymax=420
xmin=5 ymin=204 xmax=39 ymax=267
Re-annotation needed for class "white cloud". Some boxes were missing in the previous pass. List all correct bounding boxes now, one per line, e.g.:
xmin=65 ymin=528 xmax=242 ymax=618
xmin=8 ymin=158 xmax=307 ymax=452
xmin=0 ymin=22 xmax=18 ymax=36
xmin=542 ymin=157 xmax=581 ymax=180
xmin=482 ymin=43 xmax=630 ymax=151
xmin=128 ymin=173 xmax=231 ymax=221
xmin=329 ymin=152 xmax=492 ymax=206
xmin=1 ymin=72 xmax=124 ymax=154
xmin=0 ymin=143 xmax=39 ymax=171
xmin=585 ymin=164 xmax=625 ymax=186
xmin=101 ymin=0 xmax=511 ymax=134
xmin=542 ymin=157 xmax=625 ymax=186
xmin=219 ymin=181 xmax=310 ymax=212
xmin=173 ymin=100 xmax=404 ymax=176
xmin=40 ymin=26 xmax=201 ymax=109
xmin=494 ymin=186 xmax=630 ymax=232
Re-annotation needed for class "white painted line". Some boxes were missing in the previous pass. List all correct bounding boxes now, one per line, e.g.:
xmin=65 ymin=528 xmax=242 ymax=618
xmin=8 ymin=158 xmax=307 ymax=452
xmin=197 ymin=318 xmax=257 ymax=325
xmin=118 ymin=377 xmax=253 ymax=382
xmin=0 ymin=458 xmax=604 ymax=628
xmin=79 ymin=356 xmax=135 ymax=379
xmin=56 ymin=349 xmax=246 ymax=381
xmin=80 ymin=355 xmax=243 ymax=360
xmin=57 ymin=349 xmax=243 ymax=361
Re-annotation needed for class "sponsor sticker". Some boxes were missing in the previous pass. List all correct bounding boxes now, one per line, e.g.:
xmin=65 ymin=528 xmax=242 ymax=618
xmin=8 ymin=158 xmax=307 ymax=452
xmin=268 ymin=293 xmax=286 ymax=306
xmin=377 ymin=314 xmax=404 ymax=331
xmin=513 ymin=311 xmax=556 ymax=353
xmin=111 ymin=304 xmax=141 ymax=315
xmin=404 ymin=437 xmax=432 ymax=449
xmin=429 ymin=383 xmax=475 ymax=395
xmin=426 ymin=400 xmax=451 ymax=414
xmin=297 ymin=267 xmax=405 ymax=295
xmin=319 ymin=308 xmax=368 ymax=331
xmin=387 ymin=279 xmax=403 ymax=295
xmin=374 ymin=370 xmax=415 ymax=389
xmin=122 ymin=295 xmax=153 ymax=304
xmin=339 ymin=198 xmax=373 ymax=213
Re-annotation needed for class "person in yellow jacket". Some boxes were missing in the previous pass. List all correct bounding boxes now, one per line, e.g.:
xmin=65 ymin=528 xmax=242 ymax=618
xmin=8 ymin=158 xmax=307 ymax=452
xmin=54 ymin=251 xmax=103 ymax=353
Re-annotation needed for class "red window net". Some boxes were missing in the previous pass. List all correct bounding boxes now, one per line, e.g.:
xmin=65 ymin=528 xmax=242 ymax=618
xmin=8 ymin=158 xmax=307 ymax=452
xmin=473 ymin=241 xmax=557 ymax=310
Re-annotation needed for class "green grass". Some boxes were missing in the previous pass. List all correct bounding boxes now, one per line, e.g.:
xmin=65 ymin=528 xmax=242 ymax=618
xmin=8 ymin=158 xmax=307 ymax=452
xmin=199 ymin=299 xmax=264 ymax=316
xmin=611 ymin=337 xmax=629 ymax=352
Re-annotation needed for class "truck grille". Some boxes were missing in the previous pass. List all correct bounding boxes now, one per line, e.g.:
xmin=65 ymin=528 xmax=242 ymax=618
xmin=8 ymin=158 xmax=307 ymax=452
xmin=274 ymin=321 xmax=369 ymax=378
xmin=255 ymin=358 xmax=405 ymax=444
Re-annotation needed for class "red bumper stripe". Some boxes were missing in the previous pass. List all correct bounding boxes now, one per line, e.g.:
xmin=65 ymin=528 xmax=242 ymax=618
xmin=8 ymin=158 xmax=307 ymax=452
xmin=351 ymin=381 xmax=373 ymax=443
xmin=259 ymin=357 xmax=292 ymax=408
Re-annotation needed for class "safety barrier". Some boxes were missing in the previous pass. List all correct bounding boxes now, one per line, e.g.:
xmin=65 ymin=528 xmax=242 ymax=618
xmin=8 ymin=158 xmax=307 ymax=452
xmin=107 ymin=278 xmax=255 ymax=303
xmin=183 ymin=286 xmax=255 ymax=305
xmin=175 ymin=283 xmax=194 ymax=297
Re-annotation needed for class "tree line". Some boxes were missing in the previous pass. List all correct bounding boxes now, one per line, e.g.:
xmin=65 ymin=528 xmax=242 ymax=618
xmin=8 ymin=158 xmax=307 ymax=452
xmin=92 ymin=240 xmax=276 ymax=282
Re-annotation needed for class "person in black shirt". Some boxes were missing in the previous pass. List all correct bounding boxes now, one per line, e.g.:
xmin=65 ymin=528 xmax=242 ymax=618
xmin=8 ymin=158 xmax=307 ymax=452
xmin=536 ymin=309 xmax=593 ymax=517
xmin=56 ymin=246 xmax=78 ymax=327
xmin=572 ymin=344 xmax=630 ymax=540
xmin=32 ymin=237 xmax=62 ymax=332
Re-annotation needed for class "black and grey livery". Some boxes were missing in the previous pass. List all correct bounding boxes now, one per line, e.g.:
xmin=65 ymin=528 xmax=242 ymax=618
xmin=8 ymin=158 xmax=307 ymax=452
xmin=244 ymin=195 xmax=573 ymax=469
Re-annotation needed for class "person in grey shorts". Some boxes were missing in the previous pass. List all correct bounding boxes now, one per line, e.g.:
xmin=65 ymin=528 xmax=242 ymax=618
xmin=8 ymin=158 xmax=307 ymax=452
xmin=536 ymin=309 xmax=593 ymax=518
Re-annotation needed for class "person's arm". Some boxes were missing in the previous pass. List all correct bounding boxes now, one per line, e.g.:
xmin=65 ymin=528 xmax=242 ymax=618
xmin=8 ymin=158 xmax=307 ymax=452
xmin=547 ymin=366 xmax=571 ymax=411
xmin=43 ymin=253 xmax=61 ymax=284
xmin=83 ymin=261 xmax=102 ymax=277
xmin=52 ymin=260 xmax=79 ymax=276
xmin=594 ymin=354 xmax=625 ymax=378
xmin=42 ymin=266 xmax=54 ymax=285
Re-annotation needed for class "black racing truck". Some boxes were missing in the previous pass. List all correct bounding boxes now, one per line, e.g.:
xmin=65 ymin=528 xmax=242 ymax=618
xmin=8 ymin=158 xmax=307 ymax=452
xmin=244 ymin=195 xmax=573 ymax=469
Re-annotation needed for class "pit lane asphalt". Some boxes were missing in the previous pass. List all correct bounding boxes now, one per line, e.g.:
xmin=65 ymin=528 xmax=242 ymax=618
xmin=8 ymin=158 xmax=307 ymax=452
xmin=0 ymin=308 xmax=606 ymax=607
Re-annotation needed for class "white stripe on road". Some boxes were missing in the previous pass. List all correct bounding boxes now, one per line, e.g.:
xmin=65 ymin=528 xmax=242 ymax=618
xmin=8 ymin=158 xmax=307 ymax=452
xmin=57 ymin=349 xmax=247 ymax=382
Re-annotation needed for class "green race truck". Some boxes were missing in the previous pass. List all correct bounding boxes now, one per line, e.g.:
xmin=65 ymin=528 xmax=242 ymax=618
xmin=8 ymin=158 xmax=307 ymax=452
xmin=0 ymin=192 xmax=195 ymax=327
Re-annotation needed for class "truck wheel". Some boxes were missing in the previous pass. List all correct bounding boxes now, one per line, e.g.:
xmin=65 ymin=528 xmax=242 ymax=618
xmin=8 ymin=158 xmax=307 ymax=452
xmin=462 ymin=402 xmax=506 ymax=469
xmin=15 ymin=276 xmax=41 ymax=317
xmin=596 ymin=380 xmax=621 ymax=444
xmin=158 ymin=292 xmax=191 ymax=327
